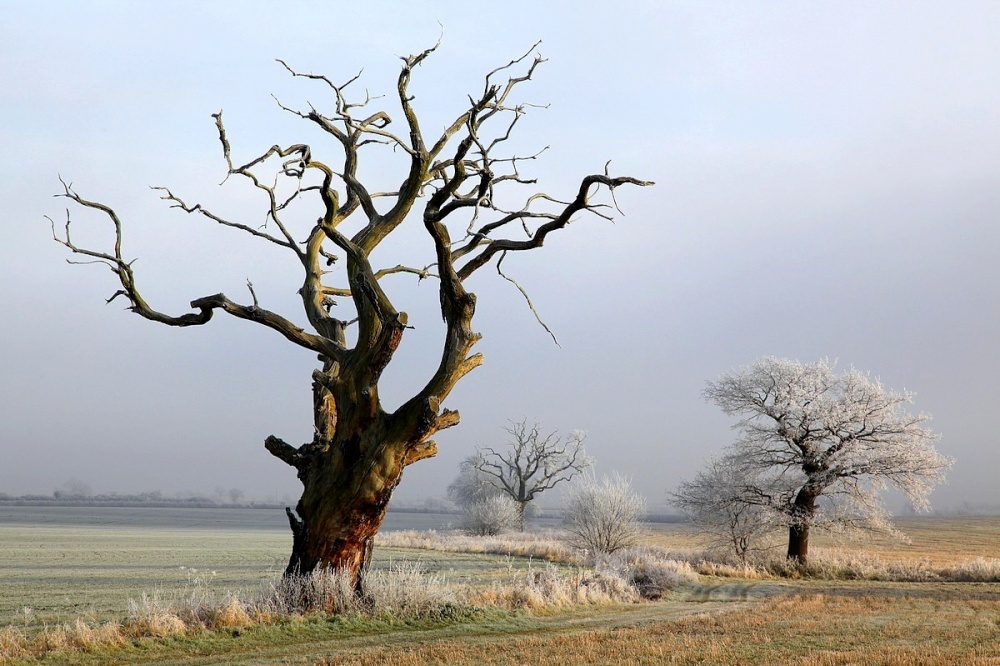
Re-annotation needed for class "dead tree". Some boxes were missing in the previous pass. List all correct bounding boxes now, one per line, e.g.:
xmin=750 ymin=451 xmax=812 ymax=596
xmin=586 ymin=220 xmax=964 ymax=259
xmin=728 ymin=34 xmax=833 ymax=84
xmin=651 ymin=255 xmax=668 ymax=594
xmin=49 ymin=42 xmax=651 ymax=587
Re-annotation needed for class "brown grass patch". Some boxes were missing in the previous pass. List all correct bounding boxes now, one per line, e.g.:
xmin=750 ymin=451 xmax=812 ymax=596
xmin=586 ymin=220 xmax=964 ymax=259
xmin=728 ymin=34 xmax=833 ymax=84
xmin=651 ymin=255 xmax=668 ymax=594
xmin=313 ymin=593 xmax=1000 ymax=665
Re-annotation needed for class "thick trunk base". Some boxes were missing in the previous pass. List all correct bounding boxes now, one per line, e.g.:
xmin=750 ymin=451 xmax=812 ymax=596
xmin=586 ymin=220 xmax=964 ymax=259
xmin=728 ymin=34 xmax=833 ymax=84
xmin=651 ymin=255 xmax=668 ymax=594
xmin=281 ymin=429 xmax=410 ymax=590
xmin=787 ymin=523 xmax=810 ymax=565
xmin=283 ymin=498 xmax=393 ymax=590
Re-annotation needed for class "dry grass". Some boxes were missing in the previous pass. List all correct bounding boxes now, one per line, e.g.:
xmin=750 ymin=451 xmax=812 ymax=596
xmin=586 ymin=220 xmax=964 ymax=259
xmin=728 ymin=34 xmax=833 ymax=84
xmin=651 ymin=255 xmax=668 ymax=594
xmin=644 ymin=515 xmax=1000 ymax=566
xmin=474 ymin=562 xmax=639 ymax=609
xmin=6 ymin=516 xmax=1000 ymax=664
xmin=686 ymin=548 xmax=1000 ymax=583
xmin=0 ymin=556 xmax=683 ymax=664
xmin=379 ymin=526 xmax=1000 ymax=584
xmin=313 ymin=593 xmax=1000 ymax=665
xmin=263 ymin=562 xmax=462 ymax=618
xmin=0 ymin=618 xmax=128 ymax=663
xmin=376 ymin=529 xmax=576 ymax=562
xmin=0 ymin=589 xmax=262 ymax=664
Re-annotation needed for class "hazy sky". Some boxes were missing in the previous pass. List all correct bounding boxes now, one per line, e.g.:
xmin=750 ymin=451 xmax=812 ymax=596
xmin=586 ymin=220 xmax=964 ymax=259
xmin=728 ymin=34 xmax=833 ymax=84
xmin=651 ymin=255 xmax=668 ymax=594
xmin=2 ymin=2 xmax=999 ymax=511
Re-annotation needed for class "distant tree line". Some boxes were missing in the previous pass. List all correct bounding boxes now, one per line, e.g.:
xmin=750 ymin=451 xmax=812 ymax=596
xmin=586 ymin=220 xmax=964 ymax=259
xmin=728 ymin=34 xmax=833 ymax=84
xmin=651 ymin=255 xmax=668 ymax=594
xmin=0 ymin=490 xmax=269 ymax=509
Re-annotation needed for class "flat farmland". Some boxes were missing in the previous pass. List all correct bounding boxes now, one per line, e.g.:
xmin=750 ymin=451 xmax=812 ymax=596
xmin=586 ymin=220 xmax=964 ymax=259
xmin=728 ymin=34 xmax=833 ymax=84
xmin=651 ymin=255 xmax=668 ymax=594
xmin=3 ymin=507 xmax=1000 ymax=665
xmin=644 ymin=514 xmax=1000 ymax=563
xmin=0 ymin=506 xmax=519 ymax=624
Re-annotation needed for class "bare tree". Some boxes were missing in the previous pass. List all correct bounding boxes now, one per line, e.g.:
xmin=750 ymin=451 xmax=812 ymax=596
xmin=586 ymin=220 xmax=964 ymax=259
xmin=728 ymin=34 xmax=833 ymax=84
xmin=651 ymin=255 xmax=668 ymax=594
xmin=670 ymin=456 xmax=780 ymax=562
xmin=55 ymin=478 xmax=93 ymax=500
xmin=562 ymin=472 xmax=646 ymax=555
xmin=447 ymin=455 xmax=500 ymax=509
xmin=472 ymin=419 xmax=593 ymax=529
xmin=703 ymin=357 xmax=952 ymax=564
xmin=48 ymin=42 xmax=651 ymax=587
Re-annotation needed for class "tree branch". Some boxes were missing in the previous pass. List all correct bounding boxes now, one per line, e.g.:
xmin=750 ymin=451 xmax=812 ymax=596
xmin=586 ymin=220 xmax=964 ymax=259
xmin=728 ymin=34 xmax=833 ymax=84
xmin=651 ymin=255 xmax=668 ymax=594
xmin=52 ymin=180 xmax=345 ymax=360
xmin=456 ymin=174 xmax=654 ymax=280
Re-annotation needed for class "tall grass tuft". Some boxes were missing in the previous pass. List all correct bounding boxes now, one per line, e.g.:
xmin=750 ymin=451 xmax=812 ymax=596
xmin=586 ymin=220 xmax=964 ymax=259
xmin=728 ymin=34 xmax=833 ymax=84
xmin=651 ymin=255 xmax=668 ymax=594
xmin=126 ymin=592 xmax=188 ymax=637
xmin=259 ymin=563 xmax=462 ymax=618
xmin=0 ymin=626 xmax=28 ymax=663
xmin=475 ymin=562 xmax=639 ymax=609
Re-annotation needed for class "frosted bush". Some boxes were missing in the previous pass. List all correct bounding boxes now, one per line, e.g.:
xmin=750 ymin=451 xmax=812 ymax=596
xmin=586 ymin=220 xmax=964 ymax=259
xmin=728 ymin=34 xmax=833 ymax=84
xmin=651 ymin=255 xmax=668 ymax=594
xmin=563 ymin=472 xmax=646 ymax=554
xmin=461 ymin=494 xmax=521 ymax=536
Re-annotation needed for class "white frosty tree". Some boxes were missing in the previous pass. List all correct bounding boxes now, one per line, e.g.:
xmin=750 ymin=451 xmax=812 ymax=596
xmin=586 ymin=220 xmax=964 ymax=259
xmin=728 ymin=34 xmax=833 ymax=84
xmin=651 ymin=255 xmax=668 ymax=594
xmin=459 ymin=494 xmax=521 ymax=536
xmin=447 ymin=455 xmax=500 ymax=508
xmin=698 ymin=357 xmax=952 ymax=564
xmin=670 ymin=456 xmax=780 ymax=562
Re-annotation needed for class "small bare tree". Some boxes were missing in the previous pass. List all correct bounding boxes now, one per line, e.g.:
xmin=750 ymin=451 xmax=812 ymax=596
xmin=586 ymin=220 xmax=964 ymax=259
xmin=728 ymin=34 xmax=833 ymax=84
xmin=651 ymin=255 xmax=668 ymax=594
xmin=48 ymin=41 xmax=650 ymax=588
xmin=472 ymin=419 xmax=593 ymax=529
xmin=448 ymin=454 xmax=519 ymax=534
xmin=703 ymin=357 xmax=952 ymax=565
xmin=670 ymin=456 xmax=780 ymax=562
xmin=562 ymin=472 xmax=645 ymax=555
xmin=447 ymin=455 xmax=500 ymax=508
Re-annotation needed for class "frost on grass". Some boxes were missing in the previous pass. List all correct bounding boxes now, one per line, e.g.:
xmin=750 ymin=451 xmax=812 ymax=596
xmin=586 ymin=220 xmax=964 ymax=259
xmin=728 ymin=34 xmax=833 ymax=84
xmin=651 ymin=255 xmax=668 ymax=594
xmin=379 ymin=529 xmax=697 ymax=602
xmin=684 ymin=548 xmax=1000 ymax=583
xmin=0 ymin=547 xmax=699 ymax=664
xmin=262 ymin=563 xmax=461 ymax=618
xmin=377 ymin=529 xmax=577 ymax=562
xmin=6 ymin=537 xmax=1000 ymax=664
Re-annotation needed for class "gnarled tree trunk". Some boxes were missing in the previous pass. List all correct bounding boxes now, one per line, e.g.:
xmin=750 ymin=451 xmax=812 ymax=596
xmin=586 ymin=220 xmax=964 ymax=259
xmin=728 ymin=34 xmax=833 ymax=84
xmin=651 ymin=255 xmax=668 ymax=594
xmin=266 ymin=342 xmax=464 ymax=586
xmin=51 ymin=43 xmax=651 ymax=592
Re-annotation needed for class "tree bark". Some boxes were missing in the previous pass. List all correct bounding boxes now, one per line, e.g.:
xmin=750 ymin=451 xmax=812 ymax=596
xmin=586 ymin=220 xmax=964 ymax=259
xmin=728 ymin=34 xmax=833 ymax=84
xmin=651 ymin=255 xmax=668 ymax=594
xmin=278 ymin=426 xmax=421 ymax=592
xmin=515 ymin=500 xmax=528 ymax=532
xmin=786 ymin=522 xmax=810 ymax=564
xmin=786 ymin=488 xmax=818 ymax=564
xmin=266 ymin=353 xmax=451 ymax=589
xmin=284 ymin=428 xmax=403 ymax=587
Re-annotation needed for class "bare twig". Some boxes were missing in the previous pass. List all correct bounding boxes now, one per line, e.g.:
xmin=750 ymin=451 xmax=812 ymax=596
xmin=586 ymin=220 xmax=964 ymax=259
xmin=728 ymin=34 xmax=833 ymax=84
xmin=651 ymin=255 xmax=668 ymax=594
xmin=496 ymin=252 xmax=559 ymax=347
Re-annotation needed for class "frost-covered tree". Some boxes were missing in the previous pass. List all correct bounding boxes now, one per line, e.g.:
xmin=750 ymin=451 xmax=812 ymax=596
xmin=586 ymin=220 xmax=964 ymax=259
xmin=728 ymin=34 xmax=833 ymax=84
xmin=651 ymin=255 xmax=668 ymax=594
xmin=447 ymin=455 xmax=499 ymax=509
xmin=460 ymin=494 xmax=521 ymax=536
xmin=562 ymin=472 xmax=646 ymax=555
xmin=472 ymin=419 xmax=593 ymax=529
xmin=670 ymin=456 xmax=780 ymax=562
xmin=702 ymin=357 xmax=952 ymax=564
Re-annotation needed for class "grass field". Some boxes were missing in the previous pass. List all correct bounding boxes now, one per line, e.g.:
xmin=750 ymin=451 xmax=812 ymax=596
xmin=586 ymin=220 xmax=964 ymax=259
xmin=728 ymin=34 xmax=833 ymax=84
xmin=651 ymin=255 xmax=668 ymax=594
xmin=2 ymin=508 xmax=1000 ymax=664
xmin=644 ymin=515 xmax=1000 ymax=564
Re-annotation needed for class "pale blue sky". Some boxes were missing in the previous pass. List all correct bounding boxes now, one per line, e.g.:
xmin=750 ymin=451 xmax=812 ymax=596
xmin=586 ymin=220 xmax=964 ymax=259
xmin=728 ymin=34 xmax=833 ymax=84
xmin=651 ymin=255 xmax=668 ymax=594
xmin=2 ymin=1 xmax=999 ymax=511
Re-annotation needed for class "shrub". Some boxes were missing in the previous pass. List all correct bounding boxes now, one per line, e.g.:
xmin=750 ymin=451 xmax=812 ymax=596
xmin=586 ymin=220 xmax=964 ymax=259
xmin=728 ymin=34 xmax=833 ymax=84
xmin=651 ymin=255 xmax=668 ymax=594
xmin=461 ymin=494 xmax=521 ymax=536
xmin=562 ymin=473 xmax=646 ymax=555
xmin=477 ymin=562 xmax=639 ymax=609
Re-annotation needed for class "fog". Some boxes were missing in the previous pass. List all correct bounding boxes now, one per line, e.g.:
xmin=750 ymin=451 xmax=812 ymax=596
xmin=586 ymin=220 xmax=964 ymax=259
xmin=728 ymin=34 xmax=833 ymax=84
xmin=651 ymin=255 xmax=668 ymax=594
xmin=2 ymin=2 xmax=999 ymax=512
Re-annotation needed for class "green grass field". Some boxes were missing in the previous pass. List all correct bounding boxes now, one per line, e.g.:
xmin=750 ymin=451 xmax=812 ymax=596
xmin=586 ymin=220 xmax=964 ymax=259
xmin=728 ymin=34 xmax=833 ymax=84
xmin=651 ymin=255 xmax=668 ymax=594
xmin=3 ymin=508 xmax=1000 ymax=665
xmin=0 ymin=524 xmax=555 ymax=624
